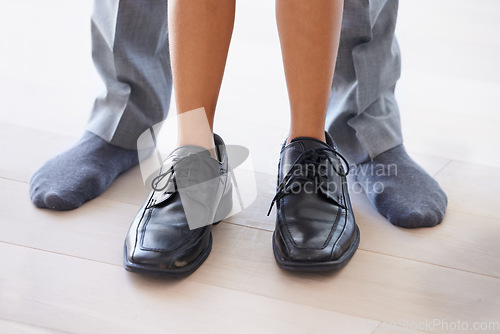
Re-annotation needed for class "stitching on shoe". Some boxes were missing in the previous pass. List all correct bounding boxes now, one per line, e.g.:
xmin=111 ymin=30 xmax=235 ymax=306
xmin=140 ymin=209 xmax=207 ymax=253
xmin=329 ymin=176 xmax=352 ymax=259
xmin=131 ymin=191 xmax=155 ymax=261
xmin=281 ymin=195 xmax=342 ymax=250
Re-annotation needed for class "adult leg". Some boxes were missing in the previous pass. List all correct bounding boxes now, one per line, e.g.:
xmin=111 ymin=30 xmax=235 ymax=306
xmin=30 ymin=0 xmax=171 ymax=210
xmin=326 ymin=0 xmax=447 ymax=227
xmin=326 ymin=0 xmax=402 ymax=164
xmin=87 ymin=0 xmax=172 ymax=149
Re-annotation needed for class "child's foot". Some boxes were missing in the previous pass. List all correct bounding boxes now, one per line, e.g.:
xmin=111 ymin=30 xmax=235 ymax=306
xmin=124 ymin=134 xmax=232 ymax=277
xmin=29 ymin=132 xmax=139 ymax=210
xmin=270 ymin=132 xmax=360 ymax=272
xmin=355 ymin=145 xmax=447 ymax=228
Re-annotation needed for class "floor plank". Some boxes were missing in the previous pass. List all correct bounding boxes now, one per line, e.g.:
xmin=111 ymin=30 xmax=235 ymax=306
xmin=435 ymin=160 xmax=500 ymax=220
xmin=353 ymin=198 xmax=500 ymax=278
xmin=0 ymin=319 xmax=64 ymax=334
xmin=203 ymin=224 xmax=500 ymax=328
xmin=0 ymin=242 xmax=377 ymax=334
xmin=0 ymin=178 xmax=138 ymax=265
xmin=372 ymin=325 xmax=429 ymax=334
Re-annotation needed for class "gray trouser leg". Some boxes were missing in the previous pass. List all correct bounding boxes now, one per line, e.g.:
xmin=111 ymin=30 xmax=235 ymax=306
xmin=326 ymin=0 xmax=403 ymax=164
xmin=86 ymin=0 xmax=172 ymax=150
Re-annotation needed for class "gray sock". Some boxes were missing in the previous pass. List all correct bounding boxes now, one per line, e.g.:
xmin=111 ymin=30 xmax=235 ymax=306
xmin=354 ymin=145 xmax=447 ymax=228
xmin=30 ymin=132 xmax=139 ymax=210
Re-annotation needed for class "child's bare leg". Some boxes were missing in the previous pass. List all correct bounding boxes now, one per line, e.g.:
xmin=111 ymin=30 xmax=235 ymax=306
xmin=168 ymin=0 xmax=235 ymax=153
xmin=276 ymin=0 xmax=343 ymax=142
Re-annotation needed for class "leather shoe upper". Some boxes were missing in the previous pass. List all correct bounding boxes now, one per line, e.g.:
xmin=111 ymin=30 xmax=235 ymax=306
xmin=124 ymin=134 xmax=231 ymax=273
xmin=271 ymin=133 xmax=358 ymax=264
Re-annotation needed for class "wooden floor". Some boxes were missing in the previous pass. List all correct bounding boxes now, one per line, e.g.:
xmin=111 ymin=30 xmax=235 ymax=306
xmin=1 ymin=0 xmax=500 ymax=333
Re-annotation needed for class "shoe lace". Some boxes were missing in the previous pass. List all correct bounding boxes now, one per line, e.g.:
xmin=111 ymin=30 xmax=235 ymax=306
xmin=150 ymin=154 xmax=201 ymax=192
xmin=267 ymin=147 xmax=350 ymax=216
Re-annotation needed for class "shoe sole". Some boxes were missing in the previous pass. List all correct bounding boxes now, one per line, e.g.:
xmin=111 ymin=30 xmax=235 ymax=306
xmin=272 ymin=223 xmax=360 ymax=272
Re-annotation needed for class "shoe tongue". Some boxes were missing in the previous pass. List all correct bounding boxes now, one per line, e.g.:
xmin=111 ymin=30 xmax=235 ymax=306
xmin=170 ymin=145 xmax=211 ymax=160
xmin=281 ymin=137 xmax=344 ymax=207
xmin=281 ymin=137 xmax=330 ymax=175
xmin=169 ymin=145 xmax=217 ymax=176
xmin=289 ymin=137 xmax=330 ymax=152
xmin=153 ymin=145 xmax=213 ymax=193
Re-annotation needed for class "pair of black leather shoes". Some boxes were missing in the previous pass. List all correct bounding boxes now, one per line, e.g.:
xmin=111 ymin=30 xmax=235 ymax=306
xmin=124 ymin=133 xmax=359 ymax=276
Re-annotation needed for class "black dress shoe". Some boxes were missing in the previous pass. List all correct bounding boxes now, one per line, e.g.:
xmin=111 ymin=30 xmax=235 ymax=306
xmin=268 ymin=133 xmax=360 ymax=272
xmin=124 ymin=134 xmax=232 ymax=277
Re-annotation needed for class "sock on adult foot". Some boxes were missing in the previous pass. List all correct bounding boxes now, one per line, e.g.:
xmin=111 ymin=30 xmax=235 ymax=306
xmin=355 ymin=145 xmax=447 ymax=228
xmin=30 ymin=132 xmax=139 ymax=210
